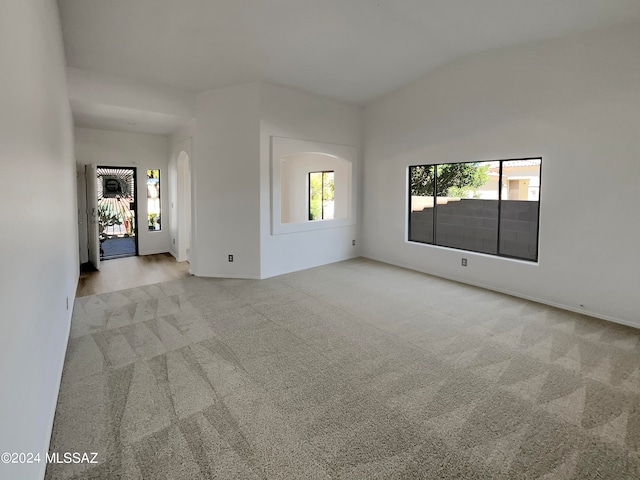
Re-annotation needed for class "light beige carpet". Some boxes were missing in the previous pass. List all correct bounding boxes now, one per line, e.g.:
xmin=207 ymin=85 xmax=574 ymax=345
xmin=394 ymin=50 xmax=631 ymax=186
xmin=47 ymin=258 xmax=640 ymax=479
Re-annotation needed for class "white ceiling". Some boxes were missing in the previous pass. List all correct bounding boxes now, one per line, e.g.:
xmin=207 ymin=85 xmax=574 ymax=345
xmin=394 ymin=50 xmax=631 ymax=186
xmin=66 ymin=67 xmax=196 ymax=134
xmin=70 ymin=99 xmax=187 ymax=135
xmin=59 ymin=0 xmax=640 ymax=121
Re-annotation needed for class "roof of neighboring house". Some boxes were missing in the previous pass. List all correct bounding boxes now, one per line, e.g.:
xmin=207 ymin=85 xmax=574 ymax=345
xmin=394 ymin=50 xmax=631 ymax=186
xmin=503 ymin=160 xmax=541 ymax=167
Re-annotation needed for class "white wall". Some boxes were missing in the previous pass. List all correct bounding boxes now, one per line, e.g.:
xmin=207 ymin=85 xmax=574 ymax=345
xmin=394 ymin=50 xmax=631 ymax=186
xmin=0 ymin=1 xmax=77 ymax=479
xmin=171 ymin=82 xmax=360 ymax=280
xmin=75 ymin=128 xmax=170 ymax=256
xmin=363 ymin=23 xmax=640 ymax=327
xmin=260 ymin=83 xmax=362 ymax=278
xmin=192 ymin=83 xmax=261 ymax=278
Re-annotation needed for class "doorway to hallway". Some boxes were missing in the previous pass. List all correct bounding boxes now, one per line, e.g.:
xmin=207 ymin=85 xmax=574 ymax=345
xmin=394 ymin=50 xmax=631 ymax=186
xmin=96 ymin=166 xmax=138 ymax=260
xmin=176 ymin=150 xmax=191 ymax=262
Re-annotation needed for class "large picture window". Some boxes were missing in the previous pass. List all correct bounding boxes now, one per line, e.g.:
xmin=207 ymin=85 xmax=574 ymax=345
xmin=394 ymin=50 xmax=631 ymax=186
xmin=408 ymin=158 xmax=541 ymax=261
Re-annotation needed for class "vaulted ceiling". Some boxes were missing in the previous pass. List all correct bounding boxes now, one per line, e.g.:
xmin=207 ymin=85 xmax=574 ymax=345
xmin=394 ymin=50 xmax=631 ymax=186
xmin=59 ymin=0 xmax=640 ymax=132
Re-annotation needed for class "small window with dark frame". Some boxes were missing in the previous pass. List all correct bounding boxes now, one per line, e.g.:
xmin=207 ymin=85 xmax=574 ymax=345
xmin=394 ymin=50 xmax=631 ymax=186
xmin=408 ymin=158 xmax=541 ymax=261
xmin=309 ymin=171 xmax=334 ymax=221
xmin=147 ymin=169 xmax=161 ymax=231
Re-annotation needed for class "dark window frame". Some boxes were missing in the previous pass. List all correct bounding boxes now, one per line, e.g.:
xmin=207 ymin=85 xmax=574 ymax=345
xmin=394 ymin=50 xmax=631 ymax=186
xmin=407 ymin=157 xmax=542 ymax=262
xmin=308 ymin=170 xmax=334 ymax=221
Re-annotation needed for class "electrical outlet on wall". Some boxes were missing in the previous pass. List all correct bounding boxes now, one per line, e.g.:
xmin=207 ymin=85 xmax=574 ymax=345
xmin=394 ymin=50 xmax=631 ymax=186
xmin=228 ymin=254 xmax=234 ymax=262
xmin=352 ymin=240 xmax=356 ymax=246
xmin=461 ymin=258 xmax=467 ymax=267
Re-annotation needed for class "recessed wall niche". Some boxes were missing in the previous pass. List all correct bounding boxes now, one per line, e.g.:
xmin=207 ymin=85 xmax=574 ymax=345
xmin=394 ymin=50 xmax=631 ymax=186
xmin=271 ymin=136 xmax=357 ymax=235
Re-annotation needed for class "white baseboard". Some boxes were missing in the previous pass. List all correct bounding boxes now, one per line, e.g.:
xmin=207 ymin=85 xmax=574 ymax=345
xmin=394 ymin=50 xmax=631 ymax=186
xmin=190 ymin=271 xmax=261 ymax=280
xmin=361 ymin=254 xmax=639 ymax=330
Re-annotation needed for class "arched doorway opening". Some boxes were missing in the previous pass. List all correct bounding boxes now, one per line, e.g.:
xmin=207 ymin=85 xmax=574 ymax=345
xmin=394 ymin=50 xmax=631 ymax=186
xmin=176 ymin=150 xmax=191 ymax=262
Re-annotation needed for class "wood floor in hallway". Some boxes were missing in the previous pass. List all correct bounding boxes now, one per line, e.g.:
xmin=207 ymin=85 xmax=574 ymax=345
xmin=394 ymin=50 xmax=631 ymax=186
xmin=76 ymin=253 xmax=191 ymax=297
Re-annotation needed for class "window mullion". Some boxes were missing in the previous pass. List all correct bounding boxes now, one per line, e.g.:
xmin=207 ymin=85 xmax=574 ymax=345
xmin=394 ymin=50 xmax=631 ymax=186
xmin=433 ymin=166 xmax=438 ymax=245
xmin=497 ymin=160 xmax=503 ymax=255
